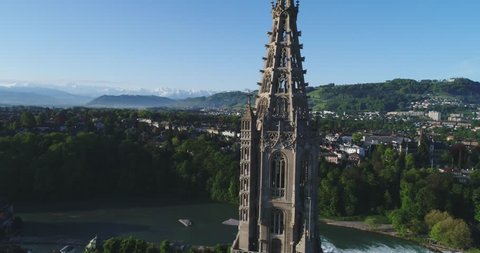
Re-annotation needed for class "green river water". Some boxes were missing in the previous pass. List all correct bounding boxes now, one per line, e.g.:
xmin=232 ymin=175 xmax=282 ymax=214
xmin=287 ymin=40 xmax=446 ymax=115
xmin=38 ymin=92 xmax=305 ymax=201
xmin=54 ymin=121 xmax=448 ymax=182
xmin=13 ymin=200 xmax=431 ymax=253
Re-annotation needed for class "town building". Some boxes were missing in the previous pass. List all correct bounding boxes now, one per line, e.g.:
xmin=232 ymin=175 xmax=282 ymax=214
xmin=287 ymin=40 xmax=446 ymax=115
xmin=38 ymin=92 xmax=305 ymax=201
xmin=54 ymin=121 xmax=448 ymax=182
xmin=448 ymin=113 xmax=464 ymax=122
xmin=386 ymin=111 xmax=424 ymax=117
xmin=339 ymin=144 xmax=365 ymax=157
xmin=321 ymin=152 xmax=347 ymax=165
xmin=232 ymin=1 xmax=320 ymax=252
xmin=428 ymin=111 xmax=441 ymax=121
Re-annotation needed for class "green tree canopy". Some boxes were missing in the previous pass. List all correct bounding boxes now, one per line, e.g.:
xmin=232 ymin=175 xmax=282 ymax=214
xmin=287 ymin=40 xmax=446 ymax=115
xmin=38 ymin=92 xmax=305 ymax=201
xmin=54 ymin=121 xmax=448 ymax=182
xmin=430 ymin=217 xmax=472 ymax=249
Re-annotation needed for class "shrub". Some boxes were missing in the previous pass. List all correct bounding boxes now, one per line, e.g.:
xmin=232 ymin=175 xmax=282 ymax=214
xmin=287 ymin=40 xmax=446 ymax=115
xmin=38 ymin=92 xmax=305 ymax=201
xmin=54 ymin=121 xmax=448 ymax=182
xmin=425 ymin=210 xmax=450 ymax=230
xmin=365 ymin=216 xmax=380 ymax=230
xmin=430 ymin=217 xmax=472 ymax=249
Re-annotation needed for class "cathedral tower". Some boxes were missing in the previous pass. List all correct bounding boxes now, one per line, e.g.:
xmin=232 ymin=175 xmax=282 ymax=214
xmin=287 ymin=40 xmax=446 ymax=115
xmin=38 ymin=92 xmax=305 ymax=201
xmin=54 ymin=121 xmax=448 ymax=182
xmin=232 ymin=1 xmax=320 ymax=252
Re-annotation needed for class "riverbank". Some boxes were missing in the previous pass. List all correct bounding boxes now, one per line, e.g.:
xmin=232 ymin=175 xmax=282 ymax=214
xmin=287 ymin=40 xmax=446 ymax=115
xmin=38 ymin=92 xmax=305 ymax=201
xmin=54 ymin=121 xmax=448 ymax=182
xmin=320 ymin=218 xmax=465 ymax=253
xmin=322 ymin=218 xmax=397 ymax=236
xmin=12 ymin=200 xmax=448 ymax=253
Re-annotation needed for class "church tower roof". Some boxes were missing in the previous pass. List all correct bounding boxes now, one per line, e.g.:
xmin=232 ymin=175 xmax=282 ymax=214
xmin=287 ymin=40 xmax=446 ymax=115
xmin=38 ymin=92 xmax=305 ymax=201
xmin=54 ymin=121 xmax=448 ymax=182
xmin=242 ymin=94 xmax=255 ymax=120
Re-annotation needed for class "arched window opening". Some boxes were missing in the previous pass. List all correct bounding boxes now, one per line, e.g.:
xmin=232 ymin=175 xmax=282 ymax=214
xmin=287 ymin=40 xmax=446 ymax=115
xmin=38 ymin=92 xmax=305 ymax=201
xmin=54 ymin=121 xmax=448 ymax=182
xmin=240 ymin=209 xmax=248 ymax=221
xmin=242 ymin=163 xmax=249 ymax=176
xmin=242 ymin=147 xmax=249 ymax=161
xmin=279 ymin=47 xmax=288 ymax=68
xmin=292 ymin=75 xmax=301 ymax=92
xmin=270 ymin=209 xmax=284 ymax=235
xmin=291 ymin=55 xmax=298 ymax=68
xmin=242 ymin=194 xmax=248 ymax=206
xmin=271 ymin=152 xmax=286 ymax=198
xmin=277 ymin=73 xmax=289 ymax=93
xmin=242 ymin=120 xmax=250 ymax=130
xmin=242 ymin=178 xmax=249 ymax=191
xmin=280 ymin=27 xmax=288 ymax=43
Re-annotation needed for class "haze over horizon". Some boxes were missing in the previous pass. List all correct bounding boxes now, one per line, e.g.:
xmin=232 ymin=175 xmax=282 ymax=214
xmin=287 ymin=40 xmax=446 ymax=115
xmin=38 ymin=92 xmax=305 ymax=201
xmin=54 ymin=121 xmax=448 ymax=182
xmin=0 ymin=0 xmax=479 ymax=91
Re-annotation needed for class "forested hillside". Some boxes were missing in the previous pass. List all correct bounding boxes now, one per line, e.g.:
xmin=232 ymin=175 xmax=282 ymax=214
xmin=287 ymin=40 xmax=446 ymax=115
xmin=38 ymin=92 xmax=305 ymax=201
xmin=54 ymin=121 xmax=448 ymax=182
xmin=174 ymin=91 xmax=248 ymax=110
xmin=309 ymin=78 xmax=480 ymax=112
xmin=86 ymin=78 xmax=480 ymax=112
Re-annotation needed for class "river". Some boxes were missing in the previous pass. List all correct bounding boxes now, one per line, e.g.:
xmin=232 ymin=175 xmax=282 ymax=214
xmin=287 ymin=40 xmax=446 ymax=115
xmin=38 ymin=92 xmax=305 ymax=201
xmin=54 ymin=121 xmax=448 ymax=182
xmin=13 ymin=200 xmax=431 ymax=253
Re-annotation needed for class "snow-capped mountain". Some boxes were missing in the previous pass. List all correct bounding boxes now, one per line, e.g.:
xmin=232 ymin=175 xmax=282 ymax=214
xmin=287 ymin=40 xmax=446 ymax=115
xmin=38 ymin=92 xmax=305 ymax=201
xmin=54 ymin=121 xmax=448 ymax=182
xmin=37 ymin=83 xmax=217 ymax=99
xmin=0 ymin=82 xmax=218 ymax=106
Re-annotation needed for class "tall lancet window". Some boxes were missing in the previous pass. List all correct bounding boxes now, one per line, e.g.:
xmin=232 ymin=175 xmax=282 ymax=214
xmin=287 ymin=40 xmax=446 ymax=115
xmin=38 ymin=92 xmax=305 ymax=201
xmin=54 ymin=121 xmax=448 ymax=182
xmin=270 ymin=209 xmax=285 ymax=235
xmin=279 ymin=47 xmax=288 ymax=68
xmin=271 ymin=152 xmax=286 ymax=198
xmin=277 ymin=73 xmax=289 ymax=93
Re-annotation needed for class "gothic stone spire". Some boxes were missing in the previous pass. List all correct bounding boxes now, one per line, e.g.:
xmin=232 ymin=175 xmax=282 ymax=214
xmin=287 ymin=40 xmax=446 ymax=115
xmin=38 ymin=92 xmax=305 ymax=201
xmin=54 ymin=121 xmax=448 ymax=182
xmin=232 ymin=1 xmax=320 ymax=253
xmin=257 ymin=0 xmax=308 ymax=129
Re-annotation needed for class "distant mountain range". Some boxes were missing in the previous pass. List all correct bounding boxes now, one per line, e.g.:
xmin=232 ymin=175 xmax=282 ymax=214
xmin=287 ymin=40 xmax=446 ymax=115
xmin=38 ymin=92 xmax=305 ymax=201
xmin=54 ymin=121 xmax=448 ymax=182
xmin=1 ymin=78 xmax=479 ymax=111
xmin=67 ymin=85 xmax=214 ymax=99
xmin=88 ymin=95 xmax=175 ymax=108
xmin=0 ymin=82 xmax=217 ymax=107
xmin=88 ymin=91 xmax=249 ymax=109
xmin=88 ymin=78 xmax=480 ymax=111
xmin=0 ymin=86 xmax=92 ymax=106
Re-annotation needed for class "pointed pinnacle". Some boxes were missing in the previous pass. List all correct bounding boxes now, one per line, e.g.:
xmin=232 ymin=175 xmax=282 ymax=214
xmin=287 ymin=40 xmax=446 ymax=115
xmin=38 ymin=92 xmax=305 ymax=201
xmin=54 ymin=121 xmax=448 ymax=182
xmin=281 ymin=0 xmax=296 ymax=7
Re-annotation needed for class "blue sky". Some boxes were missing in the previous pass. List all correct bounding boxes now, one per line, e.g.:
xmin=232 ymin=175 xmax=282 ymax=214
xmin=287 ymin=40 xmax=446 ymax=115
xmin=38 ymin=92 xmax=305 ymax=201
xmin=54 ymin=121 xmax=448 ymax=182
xmin=0 ymin=0 xmax=479 ymax=91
